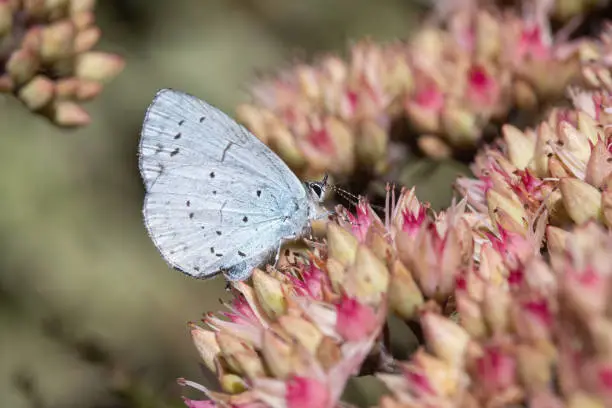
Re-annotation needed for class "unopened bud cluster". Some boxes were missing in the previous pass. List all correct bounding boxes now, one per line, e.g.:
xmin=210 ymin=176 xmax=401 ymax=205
xmin=236 ymin=4 xmax=598 ymax=181
xmin=0 ymin=0 xmax=124 ymax=127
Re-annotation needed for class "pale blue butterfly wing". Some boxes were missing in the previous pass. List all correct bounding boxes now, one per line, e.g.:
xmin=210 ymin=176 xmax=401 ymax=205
xmin=139 ymin=89 xmax=313 ymax=280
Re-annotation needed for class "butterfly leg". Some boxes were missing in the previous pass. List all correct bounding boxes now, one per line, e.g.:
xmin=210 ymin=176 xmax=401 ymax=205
xmin=274 ymin=237 xmax=296 ymax=265
xmin=314 ymin=209 xmax=336 ymax=221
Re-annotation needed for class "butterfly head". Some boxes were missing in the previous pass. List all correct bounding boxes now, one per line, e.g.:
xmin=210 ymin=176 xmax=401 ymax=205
xmin=305 ymin=173 xmax=329 ymax=204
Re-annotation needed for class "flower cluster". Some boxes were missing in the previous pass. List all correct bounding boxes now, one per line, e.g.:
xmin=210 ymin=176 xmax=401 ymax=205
xmin=433 ymin=0 xmax=607 ymax=23
xmin=455 ymin=86 xmax=612 ymax=236
xmin=181 ymin=185 xmax=491 ymax=407
xmin=334 ymin=188 xmax=476 ymax=319
xmin=0 ymin=0 xmax=124 ymax=127
xmin=549 ymin=0 xmax=605 ymax=22
xmin=378 ymin=221 xmax=612 ymax=407
xmin=582 ymin=21 xmax=612 ymax=94
xmin=236 ymin=3 xmax=594 ymax=182
xmin=182 ymin=229 xmax=389 ymax=408
xmin=176 ymin=2 xmax=612 ymax=408
xmin=180 ymin=147 xmax=612 ymax=407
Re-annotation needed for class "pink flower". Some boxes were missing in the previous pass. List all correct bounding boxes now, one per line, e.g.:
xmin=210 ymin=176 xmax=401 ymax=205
xmin=517 ymin=24 xmax=551 ymax=61
xmin=466 ymin=64 xmax=500 ymax=107
xmin=402 ymin=206 xmax=427 ymax=237
xmin=335 ymin=295 xmax=378 ymax=341
xmin=403 ymin=366 xmax=437 ymax=397
xmin=286 ymin=376 xmax=331 ymax=408
xmin=413 ymin=83 xmax=445 ymax=112
xmin=307 ymin=123 xmax=335 ymax=155
xmin=562 ymin=264 xmax=608 ymax=317
xmin=486 ymin=225 xmax=536 ymax=268
xmin=514 ymin=298 xmax=554 ymax=342
xmin=288 ymin=263 xmax=329 ymax=300
xmin=183 ymin=398 xmax=217 ymax=408
xmin=344 ymin=200 xmax=377 ymax=242
xmin=220 ymin=294 xmax=260 ymax=326
xmin=475 ymin=345 xmax=517 ymax=394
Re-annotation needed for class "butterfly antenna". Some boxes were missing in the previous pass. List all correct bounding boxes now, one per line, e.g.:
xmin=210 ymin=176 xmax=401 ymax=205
xmin=329 ymin=184 xmax=387 ymax=212
xmin=331 ymin=185 xmax=360 ymax=208
xmin=331 ymin=184 xmax=359 ymax=202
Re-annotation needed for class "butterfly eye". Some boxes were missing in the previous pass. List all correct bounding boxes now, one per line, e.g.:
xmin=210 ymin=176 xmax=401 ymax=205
xmin=308 ymin=182 xmax=325 ymax=202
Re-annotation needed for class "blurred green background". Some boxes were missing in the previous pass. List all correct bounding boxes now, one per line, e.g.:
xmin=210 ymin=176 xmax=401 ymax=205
xmin=0 ymin=1 xmax=459 ymax=407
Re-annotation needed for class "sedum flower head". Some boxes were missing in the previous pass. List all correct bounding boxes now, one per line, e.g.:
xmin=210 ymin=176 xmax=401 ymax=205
xmin=183 ymin=236 xmax=389 ymax=407
xmin=181 ymin=186 xmax=480 ymax=407
xmin=377 ymin=221 xmax=612 ymax=407
xmin=0 ymin=0 xmax=124 ymax=127
xmin=178 ymin=170 xmax=612 ymax=407
xmin=170 ymin=4 xmax=612 ymax=408
xmin=332 ymin=187 xmax=477 ymax=319
xmin=581 ymin=21 xmax=612 ymax=94
xmin=456 ymin=85 xmax=612 ymax=234
xmin=236 ymin=3 xmax=593 ymax=183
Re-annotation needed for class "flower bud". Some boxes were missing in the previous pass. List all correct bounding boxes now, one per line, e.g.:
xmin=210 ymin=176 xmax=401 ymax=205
xmin=388 ymin=260 xmax=424 ymax=320
xmin=421 ymin=312 xmax=470 ymax=368
xmin=75 ymin=52 xmax=125 ymax=82
xmin=355 ymin=120 xmax=388 ymax=172
xmin=559 ymin=178 xmax=603 ymax=224
xmin=40 ymin=21 xmax=76 ymax=61
xmin=326 ymin=223 xmax=358 ymax=267
xmin=52 ymin=101 xmax=91 ymax=127
xmin=343 ymin=245 xmax=389 ymax=303
xmin=585 ymin=139 xmax=612 ymax=189
xmin=18 ymin=76 xmax=54 ymax=110
xmin=278 ymin=315 xmax=323 ymax=355
xmin=252 ymin=268 xmax=287 ymax=319
xmin=441 ymin=105 xmax=480 ymax=147
xmin=335 ymin=295 xmax=378 ymax=341
xmin=503 ymin=124 xmax=535 ymax=170
xmin=190 ymin=324 xmax=220 ymax=373
xmin=6 ymin=49 xmax=40 ymax=85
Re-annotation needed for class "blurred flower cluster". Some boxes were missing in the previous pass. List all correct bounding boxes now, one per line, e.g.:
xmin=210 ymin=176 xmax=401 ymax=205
xmin=236 ymin=0 xmax=603 ymax=182
xmin=433 ymin=0 xmax=608 ymax=23
xmin=544 ymin=0 xmax=604 ymax=22
xmin=0 ymin=0 xmax=124 ymax=127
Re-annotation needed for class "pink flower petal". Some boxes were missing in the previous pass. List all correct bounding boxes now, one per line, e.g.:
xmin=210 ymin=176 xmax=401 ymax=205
xmin=286 ymin=376 xmax=331 ymax=408
xmin=335 ymin=295 xmax=378 ymax=341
